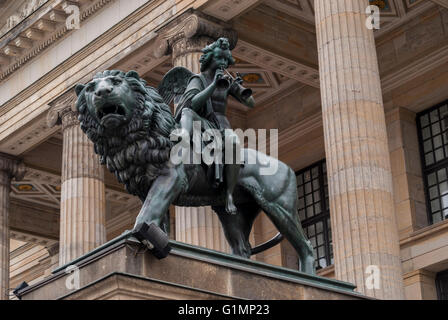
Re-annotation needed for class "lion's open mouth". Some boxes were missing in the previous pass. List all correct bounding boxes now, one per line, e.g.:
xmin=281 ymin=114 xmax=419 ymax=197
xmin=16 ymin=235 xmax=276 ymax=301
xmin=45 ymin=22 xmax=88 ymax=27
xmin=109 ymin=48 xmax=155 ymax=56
xmin=96 ymin=103 xmax=126 ymax=120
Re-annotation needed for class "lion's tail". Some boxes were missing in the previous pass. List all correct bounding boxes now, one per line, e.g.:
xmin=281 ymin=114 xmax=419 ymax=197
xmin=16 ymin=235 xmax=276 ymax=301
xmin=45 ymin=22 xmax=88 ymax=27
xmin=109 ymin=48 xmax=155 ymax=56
xmin=250 ymin=233 xmax=284 ymax=255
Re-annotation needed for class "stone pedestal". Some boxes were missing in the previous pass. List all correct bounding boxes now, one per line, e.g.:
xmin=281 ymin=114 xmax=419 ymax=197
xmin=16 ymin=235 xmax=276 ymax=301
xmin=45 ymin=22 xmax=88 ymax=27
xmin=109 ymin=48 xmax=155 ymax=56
xmin=314 ymin=0 xmax=404 ymax=299
xmin=48 ymin=92 xmax=106 ymax=266
xmin=154 ymin=10 xmax=237 ymax=253
xmin=17 ymin=232 xmax=368 ymax=300
xmin=0 ymin=154 xmax=25 ymax=300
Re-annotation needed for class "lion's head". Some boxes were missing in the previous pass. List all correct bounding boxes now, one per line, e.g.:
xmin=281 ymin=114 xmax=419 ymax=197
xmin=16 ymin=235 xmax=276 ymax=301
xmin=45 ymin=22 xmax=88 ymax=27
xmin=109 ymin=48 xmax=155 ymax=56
xmin=75 ymin=70 xmax=176 ymax=199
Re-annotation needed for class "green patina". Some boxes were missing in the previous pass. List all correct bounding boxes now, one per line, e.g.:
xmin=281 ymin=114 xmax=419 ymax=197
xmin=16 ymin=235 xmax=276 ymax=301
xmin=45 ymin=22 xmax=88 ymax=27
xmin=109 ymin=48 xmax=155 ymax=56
xmin=73 ymin=38 xmax=316 ymax=275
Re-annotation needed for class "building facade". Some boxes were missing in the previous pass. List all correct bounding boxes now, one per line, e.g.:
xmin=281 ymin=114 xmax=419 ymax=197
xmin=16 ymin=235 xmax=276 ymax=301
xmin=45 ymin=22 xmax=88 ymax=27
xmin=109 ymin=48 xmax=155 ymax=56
xmin=0 ymin=0 xmax=448 ymax=300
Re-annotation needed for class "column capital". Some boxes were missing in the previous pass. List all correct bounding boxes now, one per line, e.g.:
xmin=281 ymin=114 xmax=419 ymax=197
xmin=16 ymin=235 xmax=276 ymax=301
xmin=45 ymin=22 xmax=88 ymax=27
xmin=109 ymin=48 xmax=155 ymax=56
xmin=0 ymin=153 xmax=26 ymax=182
xmin=153 ymin=9 xmax=237 ymax=60
xmin=47 ymin=88 xmax=78 ymax=130
xmin=45 ymin=243 xmax=59 ymax=257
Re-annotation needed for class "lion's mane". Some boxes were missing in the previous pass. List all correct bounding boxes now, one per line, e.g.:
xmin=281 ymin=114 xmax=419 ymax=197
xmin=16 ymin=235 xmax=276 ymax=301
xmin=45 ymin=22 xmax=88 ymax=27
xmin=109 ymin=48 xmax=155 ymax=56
xmin=76 ymin=70 xmax=177 ymax=200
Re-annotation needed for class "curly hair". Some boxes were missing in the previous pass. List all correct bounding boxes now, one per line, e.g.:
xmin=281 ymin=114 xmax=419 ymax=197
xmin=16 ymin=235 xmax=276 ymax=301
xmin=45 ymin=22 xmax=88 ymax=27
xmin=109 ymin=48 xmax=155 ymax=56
xmin=199 ymin=37 xmax=236 ymax=72
xmin=76 ymin=70 xmax=177 ymax=200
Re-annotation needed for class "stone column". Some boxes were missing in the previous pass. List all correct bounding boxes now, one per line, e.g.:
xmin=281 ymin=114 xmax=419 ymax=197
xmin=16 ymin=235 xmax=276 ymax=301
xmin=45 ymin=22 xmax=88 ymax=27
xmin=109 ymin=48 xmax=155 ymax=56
xmin=48 ymin=91 xmax=106 ymax=266
xmin=0 ymin=154 xmax=25 ymax=300
xmin=154 ymin=11 xmax=237 ymax=252
xmin=314 ymin=0 xmax=404 ymax=299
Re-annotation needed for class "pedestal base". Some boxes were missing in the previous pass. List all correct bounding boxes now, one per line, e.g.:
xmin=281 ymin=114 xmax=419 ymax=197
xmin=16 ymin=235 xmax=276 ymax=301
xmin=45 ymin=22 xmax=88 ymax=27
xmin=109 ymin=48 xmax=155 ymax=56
xmin=17 ymin=233 xmax=368 ymax=300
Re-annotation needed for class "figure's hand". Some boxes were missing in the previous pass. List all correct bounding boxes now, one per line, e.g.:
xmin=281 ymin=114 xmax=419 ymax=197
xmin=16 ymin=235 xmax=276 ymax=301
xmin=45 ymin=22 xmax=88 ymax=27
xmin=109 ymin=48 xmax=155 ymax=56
xmin=213 ymin=68 xmax=225 ymax=86
xmin=235 ymin=72 xmax=244 ymax=85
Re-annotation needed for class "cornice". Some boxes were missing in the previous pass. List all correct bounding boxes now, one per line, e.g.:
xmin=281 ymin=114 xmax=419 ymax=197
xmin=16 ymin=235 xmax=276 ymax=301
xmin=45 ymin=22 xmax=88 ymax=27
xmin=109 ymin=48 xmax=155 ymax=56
xmin=0 ymin=0 xmax=115 ymax=83
xmin=0 ymin=0 xmax=176 ymax=157
xmin=0 ymin=0 xmax=49 ymax=38
xmin=0 ymin=0 xmax=168 ymax=118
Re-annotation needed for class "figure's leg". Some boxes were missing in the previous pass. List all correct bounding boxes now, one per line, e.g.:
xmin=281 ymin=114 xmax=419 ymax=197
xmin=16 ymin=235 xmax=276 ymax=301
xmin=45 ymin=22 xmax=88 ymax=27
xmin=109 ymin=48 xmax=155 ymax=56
xmin=178 ymin=109 xmax=206 ymax=160
xmin=224 ymin=131 xmax=241 ymax=214
xmin=179 ymin=108 xmax=195 ymax=136
xmin=212 ymin=204 xmax=260 ymax=257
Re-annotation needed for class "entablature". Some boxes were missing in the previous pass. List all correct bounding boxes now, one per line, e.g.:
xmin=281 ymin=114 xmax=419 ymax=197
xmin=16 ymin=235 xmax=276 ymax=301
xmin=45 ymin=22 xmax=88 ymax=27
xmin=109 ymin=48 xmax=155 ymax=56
xmin=0 ymin=0 xmax=113 ymax=82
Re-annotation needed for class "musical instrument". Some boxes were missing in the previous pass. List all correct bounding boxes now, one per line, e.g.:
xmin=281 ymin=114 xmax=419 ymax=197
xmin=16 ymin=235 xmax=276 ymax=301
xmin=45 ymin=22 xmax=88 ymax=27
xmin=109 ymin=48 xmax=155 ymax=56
xmin=216 ymin=68 xmax=253 ymax=101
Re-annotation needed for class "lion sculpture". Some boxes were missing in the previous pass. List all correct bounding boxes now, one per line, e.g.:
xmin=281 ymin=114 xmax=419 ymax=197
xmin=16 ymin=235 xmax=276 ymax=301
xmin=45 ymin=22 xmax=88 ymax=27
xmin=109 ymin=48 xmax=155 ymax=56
xmin=75 ymin=70 xmax=315 ymax=274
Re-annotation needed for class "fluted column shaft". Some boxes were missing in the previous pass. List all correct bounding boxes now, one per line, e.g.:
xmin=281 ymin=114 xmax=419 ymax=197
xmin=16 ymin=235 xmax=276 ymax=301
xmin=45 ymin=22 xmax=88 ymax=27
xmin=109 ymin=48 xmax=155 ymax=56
xmin=314 ymin=0 xmax=404 ymax=299
xmin=0 ymin=154 xmax=25 ymax=300
xmin=172 ymin=37 xmax=210 ymax=74
xmin=59 ymin=110 xmax=106 ymax=266
xmin=175 ymin=206 xmax=230 ymax=252
xmin=0 ymin=171 xmax=9 ymax=300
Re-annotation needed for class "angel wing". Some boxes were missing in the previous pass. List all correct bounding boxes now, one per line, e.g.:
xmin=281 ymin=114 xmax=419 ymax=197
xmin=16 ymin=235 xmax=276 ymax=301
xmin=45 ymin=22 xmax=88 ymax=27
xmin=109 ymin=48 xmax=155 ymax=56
xmin=158 ymin=66 xmax=194 ymax=105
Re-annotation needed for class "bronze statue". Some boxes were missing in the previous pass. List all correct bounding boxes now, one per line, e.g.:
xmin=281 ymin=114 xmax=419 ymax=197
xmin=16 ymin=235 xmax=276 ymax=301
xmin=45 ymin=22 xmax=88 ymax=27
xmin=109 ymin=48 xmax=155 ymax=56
xmin=165 ymin=38 xmax=254 ymax=215
xmin=74 ymin=38 xmax=315 ymax=274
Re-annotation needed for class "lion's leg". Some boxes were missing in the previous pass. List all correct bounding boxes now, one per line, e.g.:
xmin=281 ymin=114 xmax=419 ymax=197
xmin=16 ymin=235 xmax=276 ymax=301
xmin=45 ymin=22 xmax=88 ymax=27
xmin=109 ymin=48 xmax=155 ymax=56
xmin=212 ymin=204 xmax=260 ymax=257
xmin=133 ymin=165 xmax=185 ymax=231
xmin=179 ymin=108 xmax=196 ymax=137
xmin=224 ymin=130 xmax=241 ymax=214
xmin=238 ymin=157 xmax=315 ymax=274
xmin=261 ymin=204 xmax=315 ymax=275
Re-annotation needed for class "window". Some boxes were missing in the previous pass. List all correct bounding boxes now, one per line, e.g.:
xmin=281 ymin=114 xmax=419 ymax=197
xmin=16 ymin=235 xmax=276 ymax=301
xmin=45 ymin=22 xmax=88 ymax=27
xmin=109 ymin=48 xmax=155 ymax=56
xmin=436 ymin=270 xmax=448 ymax=300
xmin=296 ymin=160 xmax=333 ymax=270
xmin=417 ymin=100 xmax=448 ymax=225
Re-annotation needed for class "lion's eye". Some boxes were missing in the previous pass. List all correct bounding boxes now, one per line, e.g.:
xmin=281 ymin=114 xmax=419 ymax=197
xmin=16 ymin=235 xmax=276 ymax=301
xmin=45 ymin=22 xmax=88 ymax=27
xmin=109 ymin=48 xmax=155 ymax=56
xmin=111 ymin=78 xmax=122 ymax=85
xmin=86 ymin=83 xmax=95 ymax=92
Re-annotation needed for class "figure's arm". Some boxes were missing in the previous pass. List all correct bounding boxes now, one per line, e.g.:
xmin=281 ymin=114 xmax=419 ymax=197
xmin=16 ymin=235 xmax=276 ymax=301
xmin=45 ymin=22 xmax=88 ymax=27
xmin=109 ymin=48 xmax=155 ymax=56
xmin=191 ymin=82 xmax=217 ymax=112
xmin=191 ymin=68 xmax=225 ymax=111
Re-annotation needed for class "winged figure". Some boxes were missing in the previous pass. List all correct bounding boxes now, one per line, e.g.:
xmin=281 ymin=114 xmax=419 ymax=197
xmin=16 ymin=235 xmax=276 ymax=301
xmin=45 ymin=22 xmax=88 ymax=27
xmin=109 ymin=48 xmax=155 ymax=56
xmin=158 ymin=38 xmax=255 ymax=215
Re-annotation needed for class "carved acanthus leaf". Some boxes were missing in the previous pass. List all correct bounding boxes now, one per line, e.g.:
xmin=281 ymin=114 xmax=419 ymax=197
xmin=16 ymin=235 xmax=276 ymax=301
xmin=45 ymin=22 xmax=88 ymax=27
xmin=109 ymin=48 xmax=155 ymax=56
xmin=47 ymin=89 xmax=77 ymax=128
xmin=0 ymin=153 xmax=26 ymax=181
xmin=153 ymin=10 xmax=238 ymax=59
